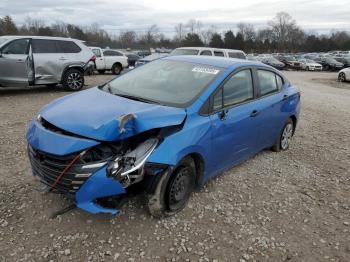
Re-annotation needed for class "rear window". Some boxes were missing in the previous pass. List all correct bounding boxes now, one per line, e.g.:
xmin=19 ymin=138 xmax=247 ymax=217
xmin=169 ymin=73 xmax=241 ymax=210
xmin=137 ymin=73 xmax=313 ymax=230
xmin=199 ymin=50 xmax=212 ymax=56
xmin=104 ymin=50 xmax=123 ymax=56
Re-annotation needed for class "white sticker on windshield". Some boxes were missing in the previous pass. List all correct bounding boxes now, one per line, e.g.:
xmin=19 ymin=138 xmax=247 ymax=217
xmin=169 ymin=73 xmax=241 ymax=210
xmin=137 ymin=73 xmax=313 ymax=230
xmin=192 ymin=67 xmax=220 ymax=75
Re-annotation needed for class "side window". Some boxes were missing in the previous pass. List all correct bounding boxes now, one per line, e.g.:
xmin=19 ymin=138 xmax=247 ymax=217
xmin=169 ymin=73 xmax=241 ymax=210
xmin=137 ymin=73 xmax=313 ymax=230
xmin=32 ymin=39 xmax=58 ymax=53
xmin=92 ymin=49 xmax=102 ymax=57
xmin=257 ymin=70 xmax=280 ymax=96
xmin=56 ymin=41 xmax=81 ymax=53
xmin=223 ymin=70 xmax=254 ymax=106
xmin=200 ymin=50 xmax=212 ymax=56
xmin=104 ymin=50 xmax=122 ymax=56
xmin=214 ymin=51 xmax=224 ymax=57
xmin=2 ymin=39 xmax=29 ymax=55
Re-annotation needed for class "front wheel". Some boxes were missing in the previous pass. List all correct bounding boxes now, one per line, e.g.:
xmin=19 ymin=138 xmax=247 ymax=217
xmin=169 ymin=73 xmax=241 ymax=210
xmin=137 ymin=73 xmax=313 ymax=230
xmin=62 ymin=69 xmax=84 ymax=91
xmin=338 ymin=72 xmax=346 ymax=82
xmin=272 ymin=118 xmax=295 ymax=152
xmin=147 ymin=157 xmax=195 ymax=218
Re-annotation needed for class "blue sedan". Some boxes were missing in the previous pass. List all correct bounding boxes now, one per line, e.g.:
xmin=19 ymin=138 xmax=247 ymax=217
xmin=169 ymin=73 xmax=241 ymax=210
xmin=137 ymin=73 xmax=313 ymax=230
xmin=26 ymin=56 xmax=300 ymax=217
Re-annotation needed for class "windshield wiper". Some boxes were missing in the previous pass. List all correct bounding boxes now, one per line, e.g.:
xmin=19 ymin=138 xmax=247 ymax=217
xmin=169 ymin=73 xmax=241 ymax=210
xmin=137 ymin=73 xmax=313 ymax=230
xmin=114 ymin=92 xmax=162 ymax=105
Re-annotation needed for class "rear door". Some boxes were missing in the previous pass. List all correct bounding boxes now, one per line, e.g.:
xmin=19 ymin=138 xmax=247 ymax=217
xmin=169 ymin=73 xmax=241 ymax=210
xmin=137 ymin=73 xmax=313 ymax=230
xmin=253 ymin=68 xmax=286 ymax=150
xmin=32 ymin=39 xmax=63 ymax=85
xmin=0 ymin=38 xmax=30 ymax=86
xmin=103 ymin=50 xmax=123 ymax=69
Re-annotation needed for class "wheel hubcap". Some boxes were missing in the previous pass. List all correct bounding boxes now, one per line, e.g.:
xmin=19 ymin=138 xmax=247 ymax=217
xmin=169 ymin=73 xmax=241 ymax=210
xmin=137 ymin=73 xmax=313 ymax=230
xmin=281 ymin=123 xmax=293 ymax=150
xmin=338 ymin=73 xmax=345 ymax=82
xmin=67 ymin=73 xmax=83 ymax=89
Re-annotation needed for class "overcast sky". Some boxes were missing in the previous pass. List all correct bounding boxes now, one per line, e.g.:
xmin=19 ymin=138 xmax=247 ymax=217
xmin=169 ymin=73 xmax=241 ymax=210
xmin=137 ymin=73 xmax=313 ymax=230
xmin=1 ymin=0 xmax=349 ymax=35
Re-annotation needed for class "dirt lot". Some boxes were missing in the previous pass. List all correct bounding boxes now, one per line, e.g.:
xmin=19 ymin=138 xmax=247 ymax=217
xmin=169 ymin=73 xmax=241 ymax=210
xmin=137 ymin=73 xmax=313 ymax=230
xmin=0 ymin=71 xmax=349 ymax=262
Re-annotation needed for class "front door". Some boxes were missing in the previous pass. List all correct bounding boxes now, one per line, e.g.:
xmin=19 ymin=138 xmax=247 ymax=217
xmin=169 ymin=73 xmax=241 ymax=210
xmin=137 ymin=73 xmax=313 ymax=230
xmin=0 ymin=38 xmax=30 ymax=86
xmin=209 ymin=69 xmax=259 ymax=172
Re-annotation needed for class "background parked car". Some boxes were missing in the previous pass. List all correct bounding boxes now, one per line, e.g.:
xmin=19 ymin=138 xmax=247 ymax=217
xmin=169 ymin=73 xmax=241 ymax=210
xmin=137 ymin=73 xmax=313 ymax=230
xmin=338 ymin=67 xmax=350 ymax=82
xmin=298 ymin=59 xmax=322 ymax=71
xmin=334 ymin=56 xmax=350 ymax=68
xmin=170 ymin=47 xmax=246 ymax=59
xmin=314 ymin=57 xmax=344 ymax=71
xmin=261 ymin=57 xmax=285 ymax=70
xmin=125 ymin=53 xmax=141 ymax=67
xmin=90 ymin=47 xmax=128 ymax=74
xmin=135 ymin=50 xmax=151 ymax=58
xmin=134 ymin=53 xmax=168 ymax=67
xmin=0 ymin=35 xmax=94 ymax=91
xmin=275 ymin=55 xmax=302 ymax=70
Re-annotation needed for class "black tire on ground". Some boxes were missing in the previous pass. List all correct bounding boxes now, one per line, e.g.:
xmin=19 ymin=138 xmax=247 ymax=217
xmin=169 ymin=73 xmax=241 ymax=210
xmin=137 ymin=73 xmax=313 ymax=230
xmin=62 ymin=68 xmax=84 ymax=91
xmin=147 ymin=157 xmax=196 ymax=218
xmin=98 ymin=70 xmax=106 ymax=74
xmin=272 ymin=118 xmax=295 ymax=152
xmin=111 ymin=64 xmax=122 ymax=75
xmin=338 ymin=72 xmax=346 ymax=82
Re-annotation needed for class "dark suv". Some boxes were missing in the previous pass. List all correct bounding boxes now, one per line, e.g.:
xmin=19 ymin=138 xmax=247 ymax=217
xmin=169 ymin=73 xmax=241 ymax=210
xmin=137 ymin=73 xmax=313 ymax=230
xmin=314 ymin=57 xmax=344 ymax=71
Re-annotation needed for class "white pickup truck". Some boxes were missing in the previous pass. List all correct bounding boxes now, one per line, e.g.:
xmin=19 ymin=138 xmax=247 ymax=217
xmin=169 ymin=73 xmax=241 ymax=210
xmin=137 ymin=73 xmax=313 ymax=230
xmin=89 ymin=47 xmax=128 ymax=75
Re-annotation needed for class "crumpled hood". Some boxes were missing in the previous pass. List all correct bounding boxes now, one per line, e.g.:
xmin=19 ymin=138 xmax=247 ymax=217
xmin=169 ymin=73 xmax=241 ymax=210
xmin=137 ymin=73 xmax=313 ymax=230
xmin=40 ymin=87 xmax=186 ymax=141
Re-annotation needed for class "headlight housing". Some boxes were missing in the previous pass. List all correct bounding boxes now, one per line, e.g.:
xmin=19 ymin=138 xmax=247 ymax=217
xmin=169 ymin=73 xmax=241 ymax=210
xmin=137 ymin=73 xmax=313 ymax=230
xmin=107 ymin=138 xmax=158 ymax=187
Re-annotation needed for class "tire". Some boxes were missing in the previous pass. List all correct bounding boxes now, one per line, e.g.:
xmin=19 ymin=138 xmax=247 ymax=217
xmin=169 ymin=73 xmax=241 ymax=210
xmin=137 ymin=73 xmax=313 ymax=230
xmin=62 ymin=68 xmax=84 ymax=91
xmin=98 ymin=70 xmax=106 ymax=74
xmin=111 ymin=64 xmax=122 ymax=75
xmin=272 ymin=118 xmax=294 ymax=152
xmin=338 ymin=72 xmax=346 ymax=82
xmin=324 ymin=65 xmax=330 ymax=71
xmin=147 ymin=157 xmax=196 ymax=218
xmin=305 ymin=66 xmax=309 ymax=71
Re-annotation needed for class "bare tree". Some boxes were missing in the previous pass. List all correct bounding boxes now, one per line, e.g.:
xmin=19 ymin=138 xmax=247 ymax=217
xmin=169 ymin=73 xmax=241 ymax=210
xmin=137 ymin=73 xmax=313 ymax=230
xmin=174 ymin=23 xmax=186 ymax=42
xmin=237 ymin=22 xmax=256 ymax=41
xmin=119 ymin=30 xmax=137 ymax=48
xmin=201 ymin=25 xmax=218 ymax=45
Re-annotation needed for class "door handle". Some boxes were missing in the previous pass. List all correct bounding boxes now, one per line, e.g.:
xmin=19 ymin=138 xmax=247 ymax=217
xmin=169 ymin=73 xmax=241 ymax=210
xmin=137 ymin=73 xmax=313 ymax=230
xmin=282 ymin=94 xmax=289 ymax=101
xmin=250 ymin=110 xmax=259 ymax=117
xmin=59 ymin=57 xmax=68 ymax=61
xmin=16 ymin=59 xmax=24 ymax=63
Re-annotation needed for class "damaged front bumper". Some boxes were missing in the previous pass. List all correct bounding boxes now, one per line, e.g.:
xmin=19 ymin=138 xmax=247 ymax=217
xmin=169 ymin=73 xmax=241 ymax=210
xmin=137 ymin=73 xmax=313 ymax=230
xmin=26 ymin=119 xmax=160 ymax=215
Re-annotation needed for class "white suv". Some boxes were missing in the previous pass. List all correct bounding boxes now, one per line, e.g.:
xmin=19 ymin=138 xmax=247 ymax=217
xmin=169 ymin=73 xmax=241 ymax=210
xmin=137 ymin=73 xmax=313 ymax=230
xmin=170 ymin=47 xmax=246 ymax=59
xmin=90 ymin=47 xmax=128 ymax=75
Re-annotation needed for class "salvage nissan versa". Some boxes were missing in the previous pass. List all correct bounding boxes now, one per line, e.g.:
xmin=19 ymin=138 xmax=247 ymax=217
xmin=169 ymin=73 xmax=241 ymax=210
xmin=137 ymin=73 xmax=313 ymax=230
xmin=26 ymin=56 xmax=300 ymax=217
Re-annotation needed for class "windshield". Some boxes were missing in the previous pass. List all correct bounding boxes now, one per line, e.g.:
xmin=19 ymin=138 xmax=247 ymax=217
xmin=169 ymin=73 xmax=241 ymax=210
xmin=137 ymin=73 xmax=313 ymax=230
xmin=0 ymin=37 xmax=9 ymax=46
xmin=103 ymin=59 xmax=223 ymax=107
xmin=170 ymin=49 xmax=199 ymax=56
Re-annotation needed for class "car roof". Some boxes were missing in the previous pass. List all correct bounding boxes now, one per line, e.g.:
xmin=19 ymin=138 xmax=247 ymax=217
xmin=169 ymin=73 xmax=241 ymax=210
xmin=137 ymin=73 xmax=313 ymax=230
xmin=0 ymin=35 xmax=81 ymax=42
xmin=163 ymin=55 xmax=261 ymax=69
xmin=175 ymin=47 xmax=245 ymax=53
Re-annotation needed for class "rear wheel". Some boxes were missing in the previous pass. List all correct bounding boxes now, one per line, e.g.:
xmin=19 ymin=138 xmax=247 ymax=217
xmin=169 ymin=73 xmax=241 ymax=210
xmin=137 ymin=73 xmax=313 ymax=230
xmin=62 ymin=68 xmax=84 ymax=91
xmin=338 ymin=72 xmax=346 ymax=82
xmin=111 ymin=64 xmax=122 ymax=75
xmin=147 ymin=157 xmax=195 ymax=218
xmin=272 ymin=118 xmax=294 ymax=152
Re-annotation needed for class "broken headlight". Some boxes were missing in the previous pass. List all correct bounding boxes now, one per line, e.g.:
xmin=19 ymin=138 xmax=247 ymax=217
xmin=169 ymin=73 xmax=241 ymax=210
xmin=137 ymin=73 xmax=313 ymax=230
xmin=107 ymin=138 xmax=158 ymax=187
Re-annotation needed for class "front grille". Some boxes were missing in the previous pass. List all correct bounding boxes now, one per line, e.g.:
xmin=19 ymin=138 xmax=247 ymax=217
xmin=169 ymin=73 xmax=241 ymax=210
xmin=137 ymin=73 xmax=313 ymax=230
xmin=28 ymin=145 xmax=105 ymax=196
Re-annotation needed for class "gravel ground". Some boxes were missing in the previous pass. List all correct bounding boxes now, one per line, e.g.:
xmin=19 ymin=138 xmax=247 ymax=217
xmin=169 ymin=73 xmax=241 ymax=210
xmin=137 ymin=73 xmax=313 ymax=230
xmin=0 ymin=71 xmax=349 ymax=262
